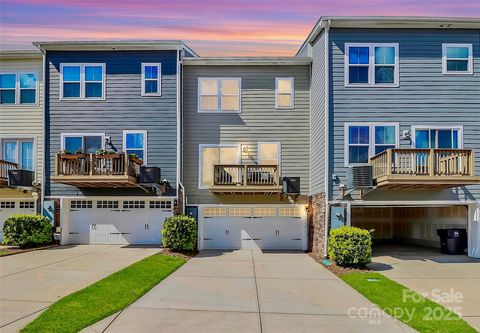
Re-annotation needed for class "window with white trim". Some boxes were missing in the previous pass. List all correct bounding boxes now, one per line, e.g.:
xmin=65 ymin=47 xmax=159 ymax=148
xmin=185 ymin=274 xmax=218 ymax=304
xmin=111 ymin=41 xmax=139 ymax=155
xmin=141 ymin=63 xmax=161 ymax=96
xmin=1 ymin=138 xmax=34 ymax=170
xmin=413 ymin=126 xmax=462 ymax=149
xmin=61 ymin=133 xmax=104 ymax=154
xmin=198 ymin=78 xmax=241 ymax=113
xmin=199 ymin=144 xmax=239 ymax=188
xmin=0 ymin=72 xmax=38 ymax=104
xmin=275 ymin=77 xmax=294 ymax=108
xmin=123 ymin=131 xmax=146 ymax=163
xmin=345 ymin=43 xmax=399 ymax=86
xmin=345 ymin=123 xmax=398 ymax=165
xmin=60 ymin=63 xmax=105 ymax=99
xmin=442 ymin=44 xmax=473 ymax=75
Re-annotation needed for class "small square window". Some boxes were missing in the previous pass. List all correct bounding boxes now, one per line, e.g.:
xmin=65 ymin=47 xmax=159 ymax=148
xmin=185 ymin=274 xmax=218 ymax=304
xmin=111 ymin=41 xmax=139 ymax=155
xmin=0 ymin=72 xmax=37 ymax=104
xmin=60 ymin=64 xmax=105 ymax=99
xmin=198 ymin=78 xmax=241 ymax=113
xmin=442 ymin=44 xmax=473 ymax=75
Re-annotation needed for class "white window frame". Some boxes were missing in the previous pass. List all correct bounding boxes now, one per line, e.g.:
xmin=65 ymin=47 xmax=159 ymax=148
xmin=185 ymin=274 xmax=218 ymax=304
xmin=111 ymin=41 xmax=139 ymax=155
xmin=141 ymin=63 xmax=162 ymax=97
xmin=0 ymin=72 xmax=39 ymax=105
xmin=344 ymin=122 xmax=399 ymax=166
xmin=344 ymin=43 xmax=399 ymax=87
xmin=411 ymin=125 xmax=464 ymax=149
xmin=60 ymin=133 xmax=105 ymax=152
xmin=197 ymin=78 xmax=242 ymax=113
xmin=275 ymin=77 xmax=294 ymax=109
xmin=60 ymin=63 xmax=106 ymax=100
xmin=123 ymin=130 xmax=148 ymax=165
xmin=0 ymin=137 xmax=36 ymax=171
xmin=258 ymin=142 xmax=281 ymax=170
xmin=442 ymin=43 xmax=473 ymax=75
xmin=198 ymin=144 xmax=241 ymax=189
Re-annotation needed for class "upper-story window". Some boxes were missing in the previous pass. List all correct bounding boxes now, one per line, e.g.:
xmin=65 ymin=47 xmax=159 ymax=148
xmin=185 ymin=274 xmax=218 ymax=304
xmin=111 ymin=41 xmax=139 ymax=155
xmin=60 ymin=64 xmax=105 ymax=100
xmin=0 ymin=72 xmax=38 ymax=104
xmin=275 ymin=77 xmax=294 ymax=109
xmin=442 ymin=44 xmax=473 ymax=75
xmin=345 ymin=43 xmax=399 ymax=87
xmin=345 ymin=123 xmax=398 ymax=166
xmin=412 ymin=126 xmax=462 ymax=149
xmin=123 ymin=130 xmax=147 ymax=163
xmin=198 ymin=144 xmax=240 ymax=188
xmin=141 ymin=63 xmax=161 ymax=96
xmin=198 ymin=78 xmax=241 ymax=113
xmin=2 ymin=139 xmax=34 ymax=170
xmin=61 ymin=133 xmax=104 ymax=153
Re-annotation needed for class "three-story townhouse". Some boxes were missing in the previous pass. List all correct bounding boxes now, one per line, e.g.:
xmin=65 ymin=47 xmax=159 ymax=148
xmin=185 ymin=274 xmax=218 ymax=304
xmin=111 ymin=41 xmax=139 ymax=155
xmin=34 ymin=41 xmax=197 ymax=245
xmin=298 ymin=17 xmax=480 ymax=258
xmin=0 ymin=50 xmax=44 ymax=241
xmin=182 ymin=57 xmax=311 ymax=250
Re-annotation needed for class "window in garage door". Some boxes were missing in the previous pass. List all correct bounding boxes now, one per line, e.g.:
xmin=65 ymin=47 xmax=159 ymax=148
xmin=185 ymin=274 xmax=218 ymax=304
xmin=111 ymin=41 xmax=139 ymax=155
xmin=123 ymin=201 xmax=145 ymax=209
xmin=279 ymin=207 xmax=303 ymax=217
xmin=199 ymin=145 xmax=240 ymax=188
xmin=97 ymin=201 xmax=119 ymax=209
xmin=149 ymin=201 xmax=172 ymax=210
xmin=204 ymin=207 xmax=226 ymax=217
xmin=229 ymin=207 xmax=252 ymax=217
xmin=70 ymin=200 xmax=93 ymax=209
xmin=254 ymin=207 xmax=276 ymax=217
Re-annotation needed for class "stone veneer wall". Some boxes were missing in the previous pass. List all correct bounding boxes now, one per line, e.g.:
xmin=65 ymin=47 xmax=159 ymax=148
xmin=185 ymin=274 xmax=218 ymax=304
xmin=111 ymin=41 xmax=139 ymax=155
xmin=308 ymin=192 xmax=326 ymax=258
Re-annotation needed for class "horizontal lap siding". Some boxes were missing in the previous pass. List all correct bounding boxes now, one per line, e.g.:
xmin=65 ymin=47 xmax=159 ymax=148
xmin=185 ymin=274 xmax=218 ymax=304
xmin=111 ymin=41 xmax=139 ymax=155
xmin=183 ymin=65 xmax=310 ymax=204
xmin=0 ymin=58 xmax=44 ymax=182
xmin=329 ymin=28 xmax=480 ymax=201
xmin=45 ymin=51 xmax=178 ymax=197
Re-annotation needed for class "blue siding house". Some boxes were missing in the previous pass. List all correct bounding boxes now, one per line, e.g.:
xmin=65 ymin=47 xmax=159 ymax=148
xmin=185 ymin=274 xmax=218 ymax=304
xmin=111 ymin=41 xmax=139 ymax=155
xmin=298 ymin=17 xmax=480 ymax=258
xmin=34 ymin=41 xmax=197 ymax=245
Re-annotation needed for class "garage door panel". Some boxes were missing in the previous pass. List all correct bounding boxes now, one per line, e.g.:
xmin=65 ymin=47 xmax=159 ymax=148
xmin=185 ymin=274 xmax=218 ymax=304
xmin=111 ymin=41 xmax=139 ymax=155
xmin=0 ymin=201 xmax=36 ymax=242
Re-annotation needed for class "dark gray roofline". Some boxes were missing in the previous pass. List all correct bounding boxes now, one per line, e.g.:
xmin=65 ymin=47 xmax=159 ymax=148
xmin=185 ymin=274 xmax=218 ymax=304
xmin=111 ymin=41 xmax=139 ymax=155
xmin=297 ymin=16 xmax=480 ymax=56
xmin=183 ymin=57 xmax=311 ymax=66
xmin=0 ymin=50 xmax=42 ymax=59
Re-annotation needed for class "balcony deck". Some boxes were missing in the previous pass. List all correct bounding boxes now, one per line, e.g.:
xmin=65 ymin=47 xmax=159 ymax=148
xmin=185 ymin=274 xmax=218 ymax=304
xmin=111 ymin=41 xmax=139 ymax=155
xmin=0 ymin=160 xmax=18 ymax=187
xmin=370 ymin=148 xmax=480 ymax=189
xmin=209 ymin=164 xmax=282 ymax=194
xmin=51 ymin=153 xmax=142 ymax=188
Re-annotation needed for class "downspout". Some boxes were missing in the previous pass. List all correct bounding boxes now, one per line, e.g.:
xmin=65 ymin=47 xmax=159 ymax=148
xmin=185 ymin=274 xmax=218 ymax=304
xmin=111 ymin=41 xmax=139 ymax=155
xmin=323 ymin=20 xmax=331 ymax=257
xmin=40 ymin=48 xmax=46 ymax=217
xmin=176 ymin=49 xmax=181 ymax=201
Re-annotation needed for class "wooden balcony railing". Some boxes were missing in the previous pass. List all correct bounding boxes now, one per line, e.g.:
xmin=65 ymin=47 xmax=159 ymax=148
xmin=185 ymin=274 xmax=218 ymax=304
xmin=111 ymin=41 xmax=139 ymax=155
xmin=0 ymin=160 xmax=18 ymax=183
xmin=211 ymin=164 xmax=281 ymax=193
xmin=370 ymin=148 xmax=480 ymax=189
xmin=52 ymin=153 xmax=142 ymax=187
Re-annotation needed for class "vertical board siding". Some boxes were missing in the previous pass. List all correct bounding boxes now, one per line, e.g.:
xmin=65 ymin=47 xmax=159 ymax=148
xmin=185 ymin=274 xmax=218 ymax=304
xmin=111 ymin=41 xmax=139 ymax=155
xmin=310 ymin=31 xmax=326 ymax=195
xmin=183 ymin=65 xmax=310 ymax=204
xmin=45 ymin=51 xmax=178 ymax=197
xmin=0 ymin=58 xmax=44 ymax=183
xmin=328 ymin=28 xmax=480 ymax=201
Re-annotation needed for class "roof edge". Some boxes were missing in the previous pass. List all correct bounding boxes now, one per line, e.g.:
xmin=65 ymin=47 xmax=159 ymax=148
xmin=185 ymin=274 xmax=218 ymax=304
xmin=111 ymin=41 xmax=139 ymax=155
xmin=32 ymin=40 xmax=196 ymax=52
xmin=0 ymin=50 xmax=43 ymax=59
xmin=183 ymin=57 xmax=312 ymax=66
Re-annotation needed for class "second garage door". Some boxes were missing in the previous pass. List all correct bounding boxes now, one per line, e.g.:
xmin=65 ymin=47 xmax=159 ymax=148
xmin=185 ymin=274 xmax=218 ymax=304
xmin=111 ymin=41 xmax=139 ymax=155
xmin=200 ymin=205 xmax=307 ymax=250
xmin=67 ymin=199 xmax=173 ymax=245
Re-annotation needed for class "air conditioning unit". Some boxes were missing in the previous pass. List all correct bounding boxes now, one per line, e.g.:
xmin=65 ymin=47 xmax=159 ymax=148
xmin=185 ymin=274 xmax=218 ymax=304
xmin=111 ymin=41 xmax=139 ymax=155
xmin=139 ymin=167 xmax=161 ymax=184
xmin=346 ymin=166 xmax=373 ymax=188
xmin=8 ymin=170 xmax=35 ymax=187
xmin=282 ymin=177 xmax=300 ymax=195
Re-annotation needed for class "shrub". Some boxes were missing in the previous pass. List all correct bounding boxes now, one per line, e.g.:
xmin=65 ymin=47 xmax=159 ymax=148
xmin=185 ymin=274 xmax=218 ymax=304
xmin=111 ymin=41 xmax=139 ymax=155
xmin=162 ymin=215 xmax=197 ymax=251
xmin=328 ymin=226 xmax=372 ymax=267
xmin=3 ymin=214 xmax=53 ymax=248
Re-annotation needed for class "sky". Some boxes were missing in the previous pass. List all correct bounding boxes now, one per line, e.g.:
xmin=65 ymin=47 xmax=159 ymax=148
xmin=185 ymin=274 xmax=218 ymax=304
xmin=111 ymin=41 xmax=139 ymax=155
xmin=0 ymin=0 xmax=479 ymax=56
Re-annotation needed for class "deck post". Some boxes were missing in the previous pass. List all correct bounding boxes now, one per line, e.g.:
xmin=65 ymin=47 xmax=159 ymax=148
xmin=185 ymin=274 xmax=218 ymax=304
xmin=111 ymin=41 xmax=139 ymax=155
xmin=386 ymin=149 xmax=392 ymax=176
xmin=89 ymin=154 xmax=94 ymax=176
xmin=429 ymin=149 xmax=435 ymax=176
xmin=243 ymin=165 xmax=248 ymax=186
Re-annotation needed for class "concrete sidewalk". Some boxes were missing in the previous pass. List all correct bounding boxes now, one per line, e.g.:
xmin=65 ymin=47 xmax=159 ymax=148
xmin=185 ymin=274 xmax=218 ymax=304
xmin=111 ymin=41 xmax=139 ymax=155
xmin=0 ymin=245 xmax=159 ymax=332
xmin=90 ymin=250 xmax=415 ymax=333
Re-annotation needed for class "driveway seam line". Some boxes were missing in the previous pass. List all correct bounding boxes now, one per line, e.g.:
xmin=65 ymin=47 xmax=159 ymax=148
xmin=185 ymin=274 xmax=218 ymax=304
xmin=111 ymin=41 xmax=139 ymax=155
xmin=251 ymin=250 xmax=263 ymax=333
xmin=0 ymin=304 xmax=50 ymax=328
xmin=101 ymin=309 xmax=125 ymax=333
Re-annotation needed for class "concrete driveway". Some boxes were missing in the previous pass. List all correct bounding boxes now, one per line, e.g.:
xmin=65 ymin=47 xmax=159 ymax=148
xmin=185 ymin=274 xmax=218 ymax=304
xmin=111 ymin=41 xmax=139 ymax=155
xmin=92 ymin=250 xmax=414 ymax=333
xmin=370 ymin=245 xmax=480 ymax=331
xmin=0 ymin=245 xmax=159 ymax=332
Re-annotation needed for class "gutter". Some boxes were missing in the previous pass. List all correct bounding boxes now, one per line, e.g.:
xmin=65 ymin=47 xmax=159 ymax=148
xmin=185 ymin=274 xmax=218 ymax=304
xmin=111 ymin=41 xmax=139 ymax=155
xmin=323 ymin=20 xmax=331 ymax=257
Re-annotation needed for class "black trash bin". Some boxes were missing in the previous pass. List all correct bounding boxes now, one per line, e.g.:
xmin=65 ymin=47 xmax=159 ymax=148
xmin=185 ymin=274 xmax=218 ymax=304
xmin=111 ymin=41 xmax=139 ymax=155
xmin=436 ymin=228 xmax=467 ymax=255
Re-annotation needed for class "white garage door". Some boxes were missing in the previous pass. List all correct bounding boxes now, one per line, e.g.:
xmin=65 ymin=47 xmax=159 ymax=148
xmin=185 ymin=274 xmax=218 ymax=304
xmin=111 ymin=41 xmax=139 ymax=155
xmin=200 ymin=205 xmax=307 ymax=250
xmin=0 ymin=200 xmax=36 ymax=242
xmin=67 ymin=199 xmax=173 ymax=245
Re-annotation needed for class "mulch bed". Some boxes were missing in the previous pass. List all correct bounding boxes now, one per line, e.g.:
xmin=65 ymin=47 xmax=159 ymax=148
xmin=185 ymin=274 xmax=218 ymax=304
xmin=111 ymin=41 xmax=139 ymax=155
xmin=161 ymin=248 xmax=198 ymax=260
xmin=309 ymin=252 xmax=370 ymax=276
xmin=0 ymin=244 xmax=59 ymax=257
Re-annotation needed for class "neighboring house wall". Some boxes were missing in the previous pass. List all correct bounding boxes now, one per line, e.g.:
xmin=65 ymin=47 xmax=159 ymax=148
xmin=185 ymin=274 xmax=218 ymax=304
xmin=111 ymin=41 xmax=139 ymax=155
xmin=183 ymin=65 xmax=310 ymax=205
xmin=45 ymin=51 xmax=178 ymax=197
xmin=328 ymin=28 xmax=480 ymax=201
xmin=0 ymin=56 xmax=44 ymax=183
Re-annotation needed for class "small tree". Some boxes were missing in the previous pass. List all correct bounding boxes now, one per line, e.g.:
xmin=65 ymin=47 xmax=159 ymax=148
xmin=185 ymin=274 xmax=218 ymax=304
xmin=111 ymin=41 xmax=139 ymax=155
xmin=328 ymin=226 xmax=372 ymax=267
xmin=162 ymin=215 xmax=197 ymax=251
xmin=3 ymin=214 xmax=53 ymax=248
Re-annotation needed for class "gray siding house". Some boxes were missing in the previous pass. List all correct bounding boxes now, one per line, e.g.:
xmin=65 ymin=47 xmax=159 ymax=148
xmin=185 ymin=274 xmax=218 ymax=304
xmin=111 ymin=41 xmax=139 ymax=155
xmin=34 ymin=41 xmax=197 ymax=245
xmin=182 ymin=58 xmax=312 ymax=250
xmin=298 ymin=17 xmax=480 ymax=258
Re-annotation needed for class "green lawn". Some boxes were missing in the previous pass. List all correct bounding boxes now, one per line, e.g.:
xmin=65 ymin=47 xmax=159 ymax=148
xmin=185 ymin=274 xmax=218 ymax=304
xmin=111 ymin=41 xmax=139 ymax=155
xmin=0 ymin=250 xmax=7 ymax=256
xmin=341 ymin=272 xmax=476 ymax=333
xmin=22 ymin=253 xmax=186 ymax=333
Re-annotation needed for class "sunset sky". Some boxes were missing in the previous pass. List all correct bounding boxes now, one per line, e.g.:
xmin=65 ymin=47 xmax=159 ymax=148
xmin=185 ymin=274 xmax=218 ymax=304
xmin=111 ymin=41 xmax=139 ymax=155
xmin=1 ymin=0 xmax=479 ymax=56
